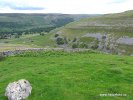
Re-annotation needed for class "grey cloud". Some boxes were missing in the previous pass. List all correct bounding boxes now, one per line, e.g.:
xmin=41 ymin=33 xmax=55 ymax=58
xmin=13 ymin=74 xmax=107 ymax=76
xmin=11 ymin=6 xmax=44 ymax=10
xmin=0 ymin=1 xmax=44 ymax=10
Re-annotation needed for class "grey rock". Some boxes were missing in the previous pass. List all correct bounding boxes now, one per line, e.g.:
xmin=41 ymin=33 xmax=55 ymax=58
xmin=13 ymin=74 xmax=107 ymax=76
xmin=5 ymin=79 xmax=32 ymax=100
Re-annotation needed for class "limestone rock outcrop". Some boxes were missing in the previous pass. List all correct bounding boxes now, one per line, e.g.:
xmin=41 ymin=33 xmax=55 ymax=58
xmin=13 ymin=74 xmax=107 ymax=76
xmin=5 ymin=79 xmax=32 ymax=100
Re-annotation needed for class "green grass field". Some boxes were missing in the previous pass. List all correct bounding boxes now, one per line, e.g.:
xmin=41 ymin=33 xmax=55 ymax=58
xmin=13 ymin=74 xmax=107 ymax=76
xmin=0 ymin=51 xmax=133 ymax=100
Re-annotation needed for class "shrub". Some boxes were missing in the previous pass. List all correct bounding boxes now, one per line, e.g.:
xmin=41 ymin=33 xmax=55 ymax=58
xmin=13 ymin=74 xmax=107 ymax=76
xmin=79 ymin=43 xmax=88 ymax=48
xmin=72 ymin=43 xmax=78 ymax=49
xmin=91 ymin=44 xmax=99 ymax=50
xmin=14 ymin=33 xmax=20 ymax=38
xmin=40 ymin=33 xmax=45 ymax=36
xmin=72 ymin=38 xmax=77 ymax=42
xmin=30 ymin=40 xmax=34 ymax=42
xmin=56 ymin=37 xmax=64 ymax=45
xmin=55 ymin=34 xmax=59 ymax=37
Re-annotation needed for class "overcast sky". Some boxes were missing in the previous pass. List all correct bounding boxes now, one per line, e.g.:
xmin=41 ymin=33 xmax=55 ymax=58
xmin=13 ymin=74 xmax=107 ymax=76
xmin=0 ymin=0 xmax=132 ymax=14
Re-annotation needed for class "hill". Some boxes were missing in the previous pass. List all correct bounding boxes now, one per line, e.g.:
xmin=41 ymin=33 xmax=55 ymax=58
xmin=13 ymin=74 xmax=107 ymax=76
xmin=0 ymin=51 xmax=133 ymax=100
xmin=0 ymin=13 xmax=94 ymax=34
xmin=0 ymin=11 xmax=133 ymax=55
xmin=52 ymin=10 xmax=133 ymax=55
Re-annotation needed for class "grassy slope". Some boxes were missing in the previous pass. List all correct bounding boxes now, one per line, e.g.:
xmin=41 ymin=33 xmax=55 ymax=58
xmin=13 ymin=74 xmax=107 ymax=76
xmin=54 ymin=10 xmax=133 ymax=38
xmin=0 ymin=51 xmax=133 ymax=100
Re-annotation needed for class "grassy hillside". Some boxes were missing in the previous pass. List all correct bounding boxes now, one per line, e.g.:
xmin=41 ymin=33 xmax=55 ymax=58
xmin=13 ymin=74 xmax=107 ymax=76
xmin=0 ymin=11 xmax=133 ymax=55
xmin=0 ymin=13 xmax=93 ymax=34
xmin=52 ymin=10 xmax=133 ymax=55
xmin=59 ymin=10 xmax=133 ymax=36
xmin=0 ymin=51 xmax=133 ymax=100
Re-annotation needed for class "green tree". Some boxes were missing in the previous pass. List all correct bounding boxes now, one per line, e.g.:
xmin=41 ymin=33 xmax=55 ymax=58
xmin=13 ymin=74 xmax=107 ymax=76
xmin=55 ymin=34 xmax=59 ymax=37
xmin=56 ymin=37 xmax=64 ymax=45
xmin=14 ymin=33 xmax=20 ymax=38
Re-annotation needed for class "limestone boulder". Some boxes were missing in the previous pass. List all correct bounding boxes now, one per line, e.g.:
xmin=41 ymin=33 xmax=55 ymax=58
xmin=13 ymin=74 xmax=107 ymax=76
xmin=5 ymin=79 xmax=32 ymax=100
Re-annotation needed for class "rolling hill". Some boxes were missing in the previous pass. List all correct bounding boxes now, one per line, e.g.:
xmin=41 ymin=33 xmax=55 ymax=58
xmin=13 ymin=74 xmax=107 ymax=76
xmin=0 ymin=13 xmax=94 ymax=34
xmin=52 ymin=10 xmax=133 ymax=55
xmin=0 ymin=11 xmax=133 ymax=55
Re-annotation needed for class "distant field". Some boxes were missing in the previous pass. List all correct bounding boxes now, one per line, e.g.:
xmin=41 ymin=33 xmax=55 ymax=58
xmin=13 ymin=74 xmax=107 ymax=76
xmin=0 ymin=43 xmax=33 ymax=52
xmin=0 ymin=51 xmax=133 ymax=100
xmin=0 ymin=33 xmax=56 ymax=51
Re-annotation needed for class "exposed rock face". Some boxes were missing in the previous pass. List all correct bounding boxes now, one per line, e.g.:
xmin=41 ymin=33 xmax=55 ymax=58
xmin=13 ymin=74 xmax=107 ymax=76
xmin=116 ymin=37 xmax=133 ymax=45
xmin=82 ymin=33 xmax=133 ymax=55
xmin=5 ymin=79 xmax=32 ymax=100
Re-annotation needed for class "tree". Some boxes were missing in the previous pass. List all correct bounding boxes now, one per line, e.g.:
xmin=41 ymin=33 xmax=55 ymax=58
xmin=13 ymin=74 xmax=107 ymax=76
xmin=72 ymin=37 xmax=77 ymax=42
xmin=14 ymin=33 xmax=20 ymax=38
xmin=40 ymin=33 xmax=45 ymax=36
xmin=56 ymin=37 xmax=64 ymax=45
xmin=55 ymin=34 xmax=59 ymax=37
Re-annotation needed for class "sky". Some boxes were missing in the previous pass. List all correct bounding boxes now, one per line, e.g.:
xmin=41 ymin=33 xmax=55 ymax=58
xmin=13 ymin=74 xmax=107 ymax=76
xmin=0 ymin=0 xmax=133 ymax=14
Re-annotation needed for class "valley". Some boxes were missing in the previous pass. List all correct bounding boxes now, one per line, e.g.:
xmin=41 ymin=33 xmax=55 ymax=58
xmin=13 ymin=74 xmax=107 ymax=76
xmin=0 ymin=10 xmax=133 ymax=100
xmin=0 ymin=11 xmax=133 ymax=55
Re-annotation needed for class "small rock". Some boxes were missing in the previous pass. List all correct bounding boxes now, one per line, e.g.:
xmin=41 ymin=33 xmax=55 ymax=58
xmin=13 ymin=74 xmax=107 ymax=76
xmin=5 ymin=79 xmax=32 ymax=100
